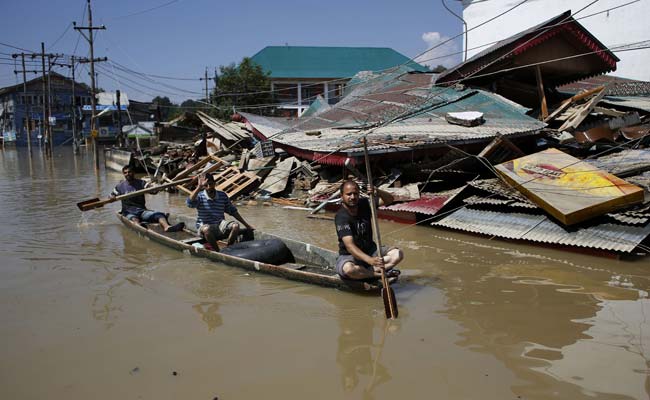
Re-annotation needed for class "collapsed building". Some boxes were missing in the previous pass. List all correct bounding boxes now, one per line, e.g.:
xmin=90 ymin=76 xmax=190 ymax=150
xmin=107 ymin=9 xmax=650 ymax=257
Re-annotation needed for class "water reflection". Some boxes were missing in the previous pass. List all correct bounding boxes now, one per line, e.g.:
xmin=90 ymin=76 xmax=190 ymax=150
xmin=192 ymin=302 xmax=223 ymax=331
xmin=430 ymin=232 xmax=650 ymax=398
xmin=531 ymin=299 xmax=650 ymax=399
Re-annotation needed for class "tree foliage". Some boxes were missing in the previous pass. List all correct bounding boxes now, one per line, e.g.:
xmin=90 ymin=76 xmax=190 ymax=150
xmin=210 ymin=57 xmax=273 ymax=120
xmin=151 ymin=96 xmax=177 ymax=121
xmin=431 ymin=64 xmax=448 ymax=73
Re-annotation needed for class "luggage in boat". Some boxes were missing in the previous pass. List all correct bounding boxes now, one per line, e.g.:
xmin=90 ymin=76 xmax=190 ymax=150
xmin=221 ymin=238 xmax=294 ymax=265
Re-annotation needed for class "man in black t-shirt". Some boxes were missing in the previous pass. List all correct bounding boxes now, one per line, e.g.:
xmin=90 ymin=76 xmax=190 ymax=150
xmin=334 ymin=180 xmax=403 ymax=280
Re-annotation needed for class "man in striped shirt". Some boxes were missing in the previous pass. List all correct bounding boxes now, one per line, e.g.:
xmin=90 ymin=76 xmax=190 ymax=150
xmin=187 ymin=173 xmax=254 ymax=251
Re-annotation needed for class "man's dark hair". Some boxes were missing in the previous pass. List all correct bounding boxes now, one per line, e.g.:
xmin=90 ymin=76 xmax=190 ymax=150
xmin=204 ymin=173 xmax=215 ymax=183
xmin=122 ymin=165 xmax=132 ymax=173
xmin=339 ymin=179 xmax=359 ymax=194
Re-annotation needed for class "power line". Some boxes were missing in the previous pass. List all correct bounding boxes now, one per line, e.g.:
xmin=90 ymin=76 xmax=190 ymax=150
xmin=48 ymin=22 xmax=73 ymax=51
xmin=109 ymin=0 xmax=180 ymax=20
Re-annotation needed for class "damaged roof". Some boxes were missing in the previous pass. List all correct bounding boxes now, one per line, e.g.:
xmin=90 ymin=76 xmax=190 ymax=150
xmin=436 ymin=10 xmax=618 ymax=89
xmin=241 ymin=68 xmax=545 ymax=165
xmin=432 ymin=208 xmax=650 ymax=253
xmin=559 ymin=75 xmax=650 ymax=97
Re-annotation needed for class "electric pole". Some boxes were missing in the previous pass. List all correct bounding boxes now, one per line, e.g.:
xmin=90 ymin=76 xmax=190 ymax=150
xmin=71 ymin=56 xmax=78 ymax=154
xmin=13 ymin=53 xmax=38 ymax=154
xmin=40 ymin=42 xmax=51 ymax=157
xmin=74 ymin=0 xmax=106 ymax=169
xmin=214 ymin=67 xmax=219 ymax=97
xmin=200 ymin=67 xmax=210 ymax=108
xmin=116 ymin=90 xmax=122 ymax=147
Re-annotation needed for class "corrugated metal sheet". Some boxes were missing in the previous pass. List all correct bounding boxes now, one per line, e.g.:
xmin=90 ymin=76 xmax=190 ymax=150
xmin=600 ymin=96 xmax=650 ymax=113
xmin=627 ymin=172 xmax=650 ymax=191
xmin=464 ymin=195 xmax=517 ymax=206
xmin=380 ymin=188 xmax=464 ymax=215
xmin=585 ymin=149 xmax=650 ymax=177
xmin=467 ymin=178 xmax=533 ymax=204
xmin=241 ymin=68 xmax=544 ymax=164
xmin=607 ymin=203 xmax=650 ymax=226
xmin=559 ymin=75 xmax=650 ymax=97
xmin=432 ymin=208 xmax=650 ymax=253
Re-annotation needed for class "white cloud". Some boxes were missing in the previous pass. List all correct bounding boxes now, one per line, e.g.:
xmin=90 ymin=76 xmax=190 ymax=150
xmin=415 ymin=31 xmax=462 ymax=69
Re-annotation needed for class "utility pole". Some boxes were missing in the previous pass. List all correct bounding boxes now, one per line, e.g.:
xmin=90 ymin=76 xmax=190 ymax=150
xmin=214 ymin=67 xmax=219 ymax=97
xmin=14 ymin=51 xmax=64 ymax=157
xmin=115 ymin=89 xmax=123 ymax=147
xmin=71 ymin=55 xmax=78 ymax=154
xmin=74 ymin=0 xmax=106 ymax=169
xmin=48 ymin=57 xmax=81 ymax=155
xmin=15 ymin=54 xmax=37 ymax=154
xmin=40 ymin=42 xmax=50 ymax=157
xmin=46 ymin=54 xmax=54 ymax=156
xmin=200 ymin=67 xmax=209 ymax=107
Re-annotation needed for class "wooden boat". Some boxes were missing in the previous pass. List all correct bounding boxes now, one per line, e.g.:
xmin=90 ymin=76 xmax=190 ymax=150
xmin=118 ymin=213 xmax=396 ymax=292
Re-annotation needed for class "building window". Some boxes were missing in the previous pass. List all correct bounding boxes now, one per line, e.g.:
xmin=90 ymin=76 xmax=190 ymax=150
xmin=273 ymin=83 xmax=299 ymax=104
xmin=301 ymin=84 xmax=324 ymax=105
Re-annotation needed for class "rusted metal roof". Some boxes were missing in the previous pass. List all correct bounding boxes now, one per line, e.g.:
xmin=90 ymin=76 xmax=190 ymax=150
xmin=463 ymin=195 xmax=537 ymax=209
xmin=467 ymin=178 xmax=533 ymax=205
xmin=240 ymin=67 xmax=544 ymax=165
xmin=432 ymin=208 xmax=650 ymax=253
xmin=559 ymin=75 xmax=650 ymax=97
xmin=380 ymin=187 xmax=465 ymax=216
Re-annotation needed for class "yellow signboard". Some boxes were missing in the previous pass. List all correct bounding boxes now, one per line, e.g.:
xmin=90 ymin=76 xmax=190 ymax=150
xmin=495 ymin=148 xmax=644 ymax=225
xmin=91 ymin=129 xmax=98 ymax=138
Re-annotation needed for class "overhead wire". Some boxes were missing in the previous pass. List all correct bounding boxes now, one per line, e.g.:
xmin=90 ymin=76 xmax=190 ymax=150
xmin=108 ymin=0 xmax=181 ymax=20
xmin=73 ymin=0 xmax=640 ymax=107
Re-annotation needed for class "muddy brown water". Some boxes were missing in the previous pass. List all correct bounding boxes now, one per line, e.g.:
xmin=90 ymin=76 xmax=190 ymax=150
xmin=1 ymin=147 xmax=649 ymax=400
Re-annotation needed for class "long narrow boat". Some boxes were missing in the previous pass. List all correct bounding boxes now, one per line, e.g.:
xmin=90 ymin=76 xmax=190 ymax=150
xmin=118 ymin=213 xmax=396 ymax=292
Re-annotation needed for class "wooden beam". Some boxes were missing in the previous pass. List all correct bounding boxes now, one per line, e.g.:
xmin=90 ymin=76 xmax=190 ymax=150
xmin=535 ymin=66 xmax=548 ymax=120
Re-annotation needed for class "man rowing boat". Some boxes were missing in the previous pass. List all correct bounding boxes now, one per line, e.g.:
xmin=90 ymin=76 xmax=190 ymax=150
xmin=334 ymin=180 xmax=403 ymax=280
xmin=111 ymin=165 xmax=184 ymax=232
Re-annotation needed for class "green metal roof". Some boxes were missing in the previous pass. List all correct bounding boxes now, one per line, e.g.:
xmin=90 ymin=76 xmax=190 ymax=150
xmin=250 ymin=46 xmax=429 ymax=79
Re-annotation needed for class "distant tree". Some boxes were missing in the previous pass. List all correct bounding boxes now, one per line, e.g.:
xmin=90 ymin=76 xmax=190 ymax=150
xmin=431 ymin=64 xmax=448 ymax=73
xmin=210 ymin=57 xmax=273 ymax=120
xmin=180 ymin=99 xmax=201 ymax=109
xmin=151 ymin=96 xmax=178 ymax=121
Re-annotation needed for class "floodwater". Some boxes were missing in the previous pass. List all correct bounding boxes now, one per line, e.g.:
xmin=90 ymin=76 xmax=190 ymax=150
xmin=1 ymin=146 xmax=650 ymax=400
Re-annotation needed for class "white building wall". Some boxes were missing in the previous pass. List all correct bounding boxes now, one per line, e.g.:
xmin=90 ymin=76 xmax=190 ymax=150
xmin=461 ymin=0 xmax=650 ymax=81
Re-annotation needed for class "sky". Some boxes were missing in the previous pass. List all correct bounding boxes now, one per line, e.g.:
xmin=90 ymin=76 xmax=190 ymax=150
xmin=0 ymin=0 xmax=465 ymax=103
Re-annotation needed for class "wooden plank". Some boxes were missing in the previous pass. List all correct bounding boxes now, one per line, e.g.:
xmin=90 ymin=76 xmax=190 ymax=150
xmin=558 ymin=89 xmax=606 ymax=131
xmin=535 ymin=66 xmax=548 ymax=120
xmin=172 ymin=155 xmax=213 ymax=181
xmin=545 ymin=86 xmax=605 ymax=123
xmin=495 ymin=148 xmax=644 ymax=225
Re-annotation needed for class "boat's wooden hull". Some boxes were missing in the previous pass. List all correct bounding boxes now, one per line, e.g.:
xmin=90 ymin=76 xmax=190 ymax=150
xmin=118 ymin=213 xmax=385 ymax=292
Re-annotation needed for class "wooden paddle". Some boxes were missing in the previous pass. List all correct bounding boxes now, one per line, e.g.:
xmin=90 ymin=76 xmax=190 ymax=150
xmin=77 ymin=177 xmax=194 ymax=211
xmin=362 ymin=138 xmax=398 ymax=319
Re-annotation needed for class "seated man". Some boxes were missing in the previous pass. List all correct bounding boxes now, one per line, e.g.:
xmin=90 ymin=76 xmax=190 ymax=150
xmin=334 ymin=180 xmax=403 ymax=280
xmin=111 ymin=165 xmax=184 ymax=232
xmin=186 ymin=173 xmax=254 ymax=251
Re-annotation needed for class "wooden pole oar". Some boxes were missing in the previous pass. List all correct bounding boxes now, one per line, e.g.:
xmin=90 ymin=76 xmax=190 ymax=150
xmin=362 ymin=138 xmax=398 ymax=319
xmin=76 ymin=177 xmax=193 ymax=211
